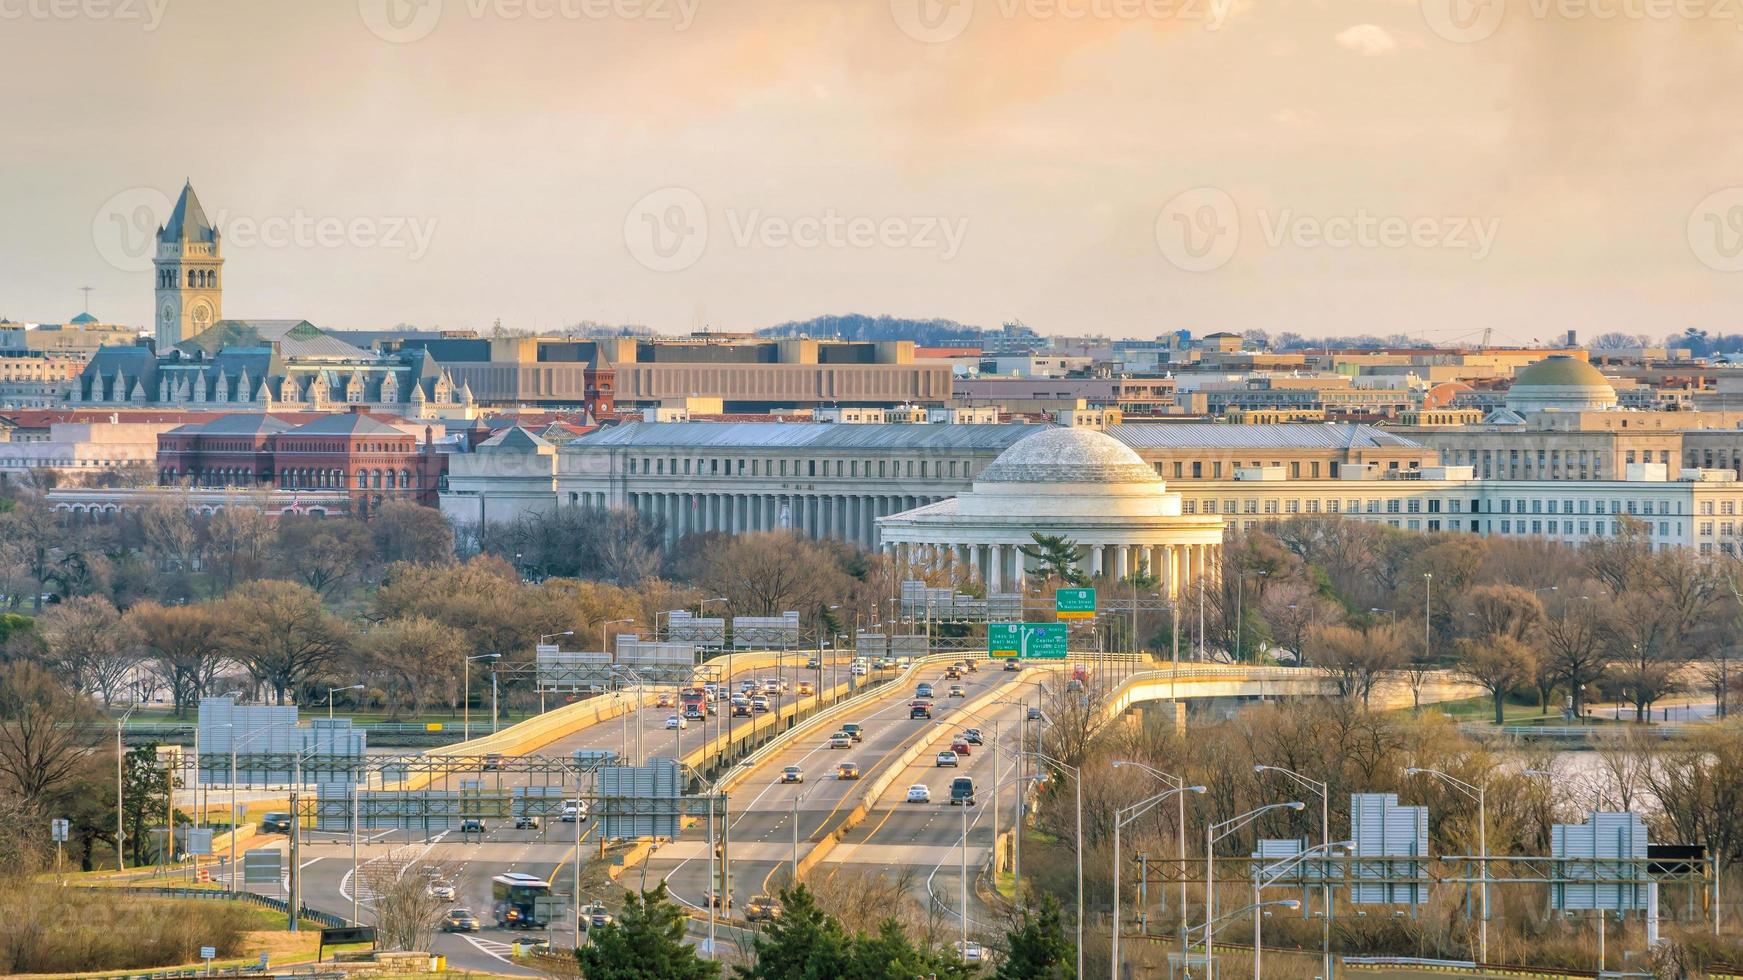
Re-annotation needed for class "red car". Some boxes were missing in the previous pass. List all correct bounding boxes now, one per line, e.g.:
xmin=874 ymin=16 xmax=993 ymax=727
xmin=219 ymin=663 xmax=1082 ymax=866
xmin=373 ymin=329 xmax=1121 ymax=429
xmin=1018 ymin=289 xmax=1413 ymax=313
xmin=950 ymin=738 xmax=970 ymax=755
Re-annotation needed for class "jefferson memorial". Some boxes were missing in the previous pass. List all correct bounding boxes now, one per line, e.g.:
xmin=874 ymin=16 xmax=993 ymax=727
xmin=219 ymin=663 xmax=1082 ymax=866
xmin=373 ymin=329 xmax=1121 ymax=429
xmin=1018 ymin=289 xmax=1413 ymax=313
xmin=875 ymin=427 xmax=1226 ymax=597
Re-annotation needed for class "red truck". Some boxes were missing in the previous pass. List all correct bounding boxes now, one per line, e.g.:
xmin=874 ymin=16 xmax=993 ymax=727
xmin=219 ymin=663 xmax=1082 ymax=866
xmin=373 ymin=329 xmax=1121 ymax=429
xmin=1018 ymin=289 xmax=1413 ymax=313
xmin=681 ymin=687 xmax=708 ymax=718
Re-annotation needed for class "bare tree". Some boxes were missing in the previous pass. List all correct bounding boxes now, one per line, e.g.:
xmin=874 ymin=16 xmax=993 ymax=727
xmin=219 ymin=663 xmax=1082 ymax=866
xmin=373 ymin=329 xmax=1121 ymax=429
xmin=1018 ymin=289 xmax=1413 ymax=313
xmin=0 ymin=662 xmax=99 ymax=799
xmin=128 ymin=602 xmax=225 ymax=718
xmin=36 ymin=596 xmax=134 ymax=706
xmin=1537 ymin=590 xmax=1607 ymax=718
xmin=1312 ymin=622 xmax=1407 ymax=707
xmin=368 ymin=860 xmax=455 ymax=952
xmin=1455 ymin=635 xmax=1536 ymax=725
xmin=221 ymin=580 xmax=352 ymax=704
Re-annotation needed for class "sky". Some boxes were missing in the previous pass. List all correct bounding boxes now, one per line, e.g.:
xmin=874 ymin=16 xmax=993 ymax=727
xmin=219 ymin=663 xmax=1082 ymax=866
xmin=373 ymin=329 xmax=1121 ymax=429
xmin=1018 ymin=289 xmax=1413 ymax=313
xmin=4 ymin=0 xmax=1743 ymax=342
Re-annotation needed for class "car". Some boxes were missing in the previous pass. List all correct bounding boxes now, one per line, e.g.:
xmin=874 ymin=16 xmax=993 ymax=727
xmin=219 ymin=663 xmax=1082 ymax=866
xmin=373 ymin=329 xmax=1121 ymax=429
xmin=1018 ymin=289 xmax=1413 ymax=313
xmin=560 ymin=800 xmax=589 ymax=822
xmin=910 ymin=702 xmax=932 ymax=720
xmin=428 ymin=881 xmax=456 ymax=900
xmin=841 ymin=722 xmax=864 ymax=742
xmin=1066 ymin=679 xmax=1084 ymax=693
xmin=259 ymin=812 xmax=292 ymax=834
xmin=1003 ymin=659 xmax=1021 ymax=671
xmin=962 ymin=728 xmax=983 ymax=745
xmin=1027 ymin=706 xmax=1043 ymax=721
xmin=513 ymin=815 xmax=541 ymax=830
xmin=781 ymin=766 xmax=804 ymax=783
xmin=806 ymin=657 xmax=821 ymax=669
xmin=875 ymin=657 xmax=893 ymax=670
xmin=828 ymin=733 xmax=852 ymax=749
xmin=703 ymin=683 xmax=719 ymax=699
xmin=962 ymin=659 xmax=978 ymax=672
xmin=762 ymin=679 xmax=781 ymax=695
xmin=935 ymin=750 xmax=959 ymax=767
xmin=956 ymin=940 xmax=985 ymax=963
xmin=745 ymin=895 xmax=783 ymax=922
xmin=582 ymin=902 xmax=614 ymax=928
xmin=666 ymin=714 xmax=689 ymax=730
xmin=948 ymin=684 xmax=966 ymax=698
xmin=835 ymin=762 xmax=860 ymax=780
xmin=950 ymin=738 xmax=970 ymax=755
xmin=740 ymin=680 xmax=758 ymax=693
xmin=896 ymin=656 xmax=912 ymax=669
xmin=944 ymin=665 xmax=962 ymax=679
xmin=950 ymin=776 xmax=977 ymax=807
xmin=481 ymin=753 xmax=505 ymax=771
xmin=916 ymin=683 xmax=934 ymax=699
xmin=513 ymin=936 xmax=551 ymax=954
xmin=752 ymin=696 xmax=771 ymax=712
xmin=656 ymin=692 xmax=675 ymax=708
xmin=442 ymin=908 xmax=480 ymax=932
xmin=796 ymin=681 xmax=814 ymax=696
xmin=731 ymin=693 xmax=750 ymax=706
xmin=460 ymin=818 xmax=486 ymax=834
xmin=850 ymin=664 xmax=869 ymax=676
xmin=906 ymin=783 xmax=931 ymax=803
xmin=704 ymin=890 xmax=732 ymax=910
xmin=734 ymin=703 xmax=752 ymax=717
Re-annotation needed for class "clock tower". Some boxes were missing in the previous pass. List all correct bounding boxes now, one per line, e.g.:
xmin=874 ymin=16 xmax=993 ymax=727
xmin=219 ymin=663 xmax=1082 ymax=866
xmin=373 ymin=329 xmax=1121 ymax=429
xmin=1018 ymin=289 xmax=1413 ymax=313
xmin=153 ymin=181 xmax=223 ymax=349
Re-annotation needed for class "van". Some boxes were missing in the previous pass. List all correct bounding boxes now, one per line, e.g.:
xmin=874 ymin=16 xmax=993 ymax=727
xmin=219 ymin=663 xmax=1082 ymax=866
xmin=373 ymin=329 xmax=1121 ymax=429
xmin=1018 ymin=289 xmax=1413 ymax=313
xmin=950 ymin=776 xmax=976 ymax=807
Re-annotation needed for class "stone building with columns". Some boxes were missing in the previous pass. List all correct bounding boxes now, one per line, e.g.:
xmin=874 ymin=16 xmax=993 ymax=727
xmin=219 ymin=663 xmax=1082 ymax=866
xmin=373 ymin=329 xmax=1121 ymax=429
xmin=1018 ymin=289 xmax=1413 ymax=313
xmin=874 ymin=427 xmax=1224 ymax=595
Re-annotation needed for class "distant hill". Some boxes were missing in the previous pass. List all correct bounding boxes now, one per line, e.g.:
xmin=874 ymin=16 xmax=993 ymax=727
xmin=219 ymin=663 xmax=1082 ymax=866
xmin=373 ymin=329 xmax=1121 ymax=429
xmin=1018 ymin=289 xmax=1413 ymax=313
xmin=757 ymin=314 xmax=1031 ymax=347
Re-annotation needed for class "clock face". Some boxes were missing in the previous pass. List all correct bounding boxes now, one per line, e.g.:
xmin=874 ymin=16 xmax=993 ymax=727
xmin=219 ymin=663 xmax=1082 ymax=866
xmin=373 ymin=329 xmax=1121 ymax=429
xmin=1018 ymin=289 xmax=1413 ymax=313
xmin=159 ymin=302 xmax=177 ymax=329
xmin=189 ymin=302 xmax=213 ymax=331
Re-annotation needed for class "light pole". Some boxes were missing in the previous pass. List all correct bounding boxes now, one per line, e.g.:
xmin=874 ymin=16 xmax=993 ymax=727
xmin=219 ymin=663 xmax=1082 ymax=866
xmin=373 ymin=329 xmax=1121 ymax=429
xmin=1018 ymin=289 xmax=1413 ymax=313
xmin=1109 ymin=771 xmax=1205 ymax=979
xmin=1252 ymin=841 xmax=1352 ymax=980
xmin=1113 ymin=761 xmax=1198 ymax=967
xmin=463 ymin=653 xmax=500 ymax=742
xmin=1423 ymin=572 xmax=1433 ymax=663
xmin=1407 ymin=767 xmax=1487 ymax=964
xmin=609 ymin=666 xmax=648 ymax=765
xmin=115 ymin=704 xmax=136 ymax=871
xmin=600 ymin=619 xmax=632 ymax=657
xmin=1205 ymin=802 xmax=1305 ymax=970
xmin=1255 ymin=764 xmax=1332 ymax=980
xmin=1191 ymin=899 xmax=1300 ymax=977
xmin=326 ymin=684 xmax=364 ymax=721
xmin=539 ymin=632 xmax=574 ymax=713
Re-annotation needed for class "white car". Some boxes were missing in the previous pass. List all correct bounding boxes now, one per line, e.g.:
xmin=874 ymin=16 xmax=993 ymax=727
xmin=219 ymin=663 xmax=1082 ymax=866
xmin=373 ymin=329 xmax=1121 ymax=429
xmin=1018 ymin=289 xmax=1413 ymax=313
xmin=935 ymin=750 xmax=959 ymax=767
xmin=906 ymin=784 xmax=931 ymax=803
xmin=956 ymin=940 xmax=985 ymax=964
xmin=781 ymin=766 xmax=803 ymax=783
xmin=560 ymin=800 xmax=589 ymax=822
xmin=428 ymin=881 xmax=456 ymax=901
xmin=850 ymin=664 xmax=868 ymax=676
xmin=828 ymin=733 xmax=851 ymax=749
xmin=665 ymin=715 xmax=688 ymax=730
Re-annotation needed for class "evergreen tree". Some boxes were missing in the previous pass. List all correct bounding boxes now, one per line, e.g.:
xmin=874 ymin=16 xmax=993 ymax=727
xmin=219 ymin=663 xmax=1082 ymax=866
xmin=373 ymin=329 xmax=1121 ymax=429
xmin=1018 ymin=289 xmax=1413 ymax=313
xmin=735 ymin=885 xmax=850 ymax=980
xmin=1019 ymin=533 xmax=1089 ymax=587
xmin=575 ymin=883 xmax=719 ymax=980
xmin=997 ymin=896 xmax=1075 ymax=979
xmin=841 ymin=919 xmax=979 ymax=979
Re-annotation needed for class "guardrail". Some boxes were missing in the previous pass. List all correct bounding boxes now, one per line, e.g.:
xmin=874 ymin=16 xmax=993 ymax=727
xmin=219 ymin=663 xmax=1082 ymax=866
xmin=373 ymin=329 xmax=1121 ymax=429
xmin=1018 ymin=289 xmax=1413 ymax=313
xmin=77 ymin=884 xmax=348 ymax=929
xmin=1465 ymin=723 xmax=1695 ymax=742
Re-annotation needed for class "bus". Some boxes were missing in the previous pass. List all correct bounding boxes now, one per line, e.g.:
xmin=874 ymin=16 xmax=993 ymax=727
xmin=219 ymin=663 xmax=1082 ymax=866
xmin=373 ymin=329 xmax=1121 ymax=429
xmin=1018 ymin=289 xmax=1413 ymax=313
xmin=680 ymin=687 xmax=708 ymax=718
xmin=491 ymin=872 xmax=554 ymax=929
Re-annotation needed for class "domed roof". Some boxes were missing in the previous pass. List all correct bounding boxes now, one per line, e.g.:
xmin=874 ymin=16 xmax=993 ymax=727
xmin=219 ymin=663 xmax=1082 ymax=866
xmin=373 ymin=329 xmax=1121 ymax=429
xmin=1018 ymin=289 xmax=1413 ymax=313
xmin=977 ymin=427 xmax=1161 ymax=485
xmin=1513 ymin=355 xmax=1610 ymax=389
xmin=1506 ymin=355 xmax=1617 ymax=412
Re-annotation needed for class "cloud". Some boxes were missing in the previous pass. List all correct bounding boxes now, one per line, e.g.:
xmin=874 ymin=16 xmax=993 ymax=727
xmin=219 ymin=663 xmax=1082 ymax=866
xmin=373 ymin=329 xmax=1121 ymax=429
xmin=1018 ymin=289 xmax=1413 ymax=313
xmin=1334 ymin=24 xmax=1399 ymax=56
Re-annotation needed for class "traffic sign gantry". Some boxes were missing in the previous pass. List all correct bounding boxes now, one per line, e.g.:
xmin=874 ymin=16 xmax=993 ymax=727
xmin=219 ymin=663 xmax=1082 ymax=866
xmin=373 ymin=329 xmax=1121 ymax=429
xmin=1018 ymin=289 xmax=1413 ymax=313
xmin=988 ymin=623 xmax=1068 ymax=660
xmin=1055 ymin=588 xmax=1096 ymax=620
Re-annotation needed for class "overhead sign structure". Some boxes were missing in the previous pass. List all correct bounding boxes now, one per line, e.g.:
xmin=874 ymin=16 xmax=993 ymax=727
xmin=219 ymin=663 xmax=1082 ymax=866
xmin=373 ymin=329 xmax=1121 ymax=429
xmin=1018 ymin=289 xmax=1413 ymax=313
xmin=1055 ymin=588 xmax=1096 ymax=620
xmin=988 ymin=623 xmax=1068 ymax=660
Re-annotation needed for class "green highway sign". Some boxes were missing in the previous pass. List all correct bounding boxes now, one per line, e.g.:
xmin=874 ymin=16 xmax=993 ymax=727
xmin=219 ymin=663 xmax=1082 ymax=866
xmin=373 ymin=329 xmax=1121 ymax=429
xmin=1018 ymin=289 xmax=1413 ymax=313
xmin=1056 ymin=588 xmax=1097 ymax=620
xmin=988 ymin=623 xmax=1068 ymax=660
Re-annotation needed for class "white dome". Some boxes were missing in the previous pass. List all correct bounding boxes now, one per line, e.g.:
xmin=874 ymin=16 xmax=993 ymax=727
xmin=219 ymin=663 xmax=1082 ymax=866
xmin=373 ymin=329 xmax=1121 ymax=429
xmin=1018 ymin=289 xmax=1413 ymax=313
xmin=976 ymin=428 xmax=1161 ymax=486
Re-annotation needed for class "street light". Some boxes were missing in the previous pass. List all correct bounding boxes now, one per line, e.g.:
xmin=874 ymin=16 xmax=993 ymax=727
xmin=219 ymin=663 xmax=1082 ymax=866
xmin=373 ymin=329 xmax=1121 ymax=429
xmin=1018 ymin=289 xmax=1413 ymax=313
xmin=1109 ymin=767 xmax=1205 ymax=980
xmin=326 ymin=684 xmax=365 ymax=721
xmin=1407 ymin=767 xmax=1488 ymax=964
xmin=1251 ymin=841 xmax=1351 ymax=980
xmin=1204 ymin=802 xmax=1305 ymax=967
xmin=1026 ymin=742 xmax=1085 ymax=980
xmin=601 ymin=619 xmax=633 ymax=657
xmin=115 ymin=703 xmax=136 ymax=871
xmin=1112 ymin=760 xmax=1199 ymax=961
xmin=464 ymin=653 xmax=501 ymax=741
xmin=1255 ymin=764 xmax=1332 ymax=980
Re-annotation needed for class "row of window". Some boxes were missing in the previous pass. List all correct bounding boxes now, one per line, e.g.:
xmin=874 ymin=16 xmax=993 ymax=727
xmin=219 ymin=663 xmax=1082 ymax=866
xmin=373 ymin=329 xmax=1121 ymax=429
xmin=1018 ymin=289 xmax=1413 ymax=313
xmin=627 ymin=456 xmax=977 ymax=480
xmin=160 ymin=467 xmax=423 ymax=490
xmin=1181 ymin=496 xmax=1692 ymax=518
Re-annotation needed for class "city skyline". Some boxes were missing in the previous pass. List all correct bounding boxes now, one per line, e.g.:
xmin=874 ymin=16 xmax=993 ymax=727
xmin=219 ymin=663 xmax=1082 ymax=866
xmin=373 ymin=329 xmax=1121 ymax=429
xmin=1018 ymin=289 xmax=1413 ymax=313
xmin=6 ymin=1 xmax=1743 ymax=340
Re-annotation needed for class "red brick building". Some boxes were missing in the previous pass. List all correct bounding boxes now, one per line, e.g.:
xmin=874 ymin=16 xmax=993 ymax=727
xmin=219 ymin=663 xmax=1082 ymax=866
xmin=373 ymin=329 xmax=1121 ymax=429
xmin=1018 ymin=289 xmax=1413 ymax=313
xmin=157 ymin=407 xmax=448 ymax=510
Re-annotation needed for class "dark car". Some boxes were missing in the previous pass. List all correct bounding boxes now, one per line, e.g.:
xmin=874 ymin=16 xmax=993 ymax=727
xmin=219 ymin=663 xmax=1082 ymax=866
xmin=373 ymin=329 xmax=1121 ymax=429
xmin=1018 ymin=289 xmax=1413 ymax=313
xmin=1003 ymin=659 xmax=1021 ymax=671
xmin=910 ymin=702 xmax=932 ymax=720
xmin=259 ymin=812 xmax=292 ymax=834
xmin=962 ymin=728 xmax=984 ymax=745
xmin=745 ymin=895 xmax=783 ymax=922
xmin=582 ymin=902 xmax=614 ymax=928
xmin=513 ymin=815 xmax=541 ymax=830
xmin=481 ymin=753 xmax=505 ymax=771
xmin=442 ymin=908 xmax=481 ymax=932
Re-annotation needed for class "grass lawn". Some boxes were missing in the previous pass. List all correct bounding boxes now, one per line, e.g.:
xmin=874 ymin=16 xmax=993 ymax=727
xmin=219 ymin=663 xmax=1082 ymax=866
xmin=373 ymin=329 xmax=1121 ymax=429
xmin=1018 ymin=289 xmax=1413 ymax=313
xmin=1417 ymin=695 xmax=1631 ymax=726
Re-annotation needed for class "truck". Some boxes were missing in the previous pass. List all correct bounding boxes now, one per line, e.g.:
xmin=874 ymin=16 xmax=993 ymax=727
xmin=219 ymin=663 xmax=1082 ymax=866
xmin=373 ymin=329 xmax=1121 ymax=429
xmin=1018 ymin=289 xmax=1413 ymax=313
xmin=681 ymin=687 xmax=708 ymax=718
xmin=1072 ymin=663 xmax=1091 ymax=684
